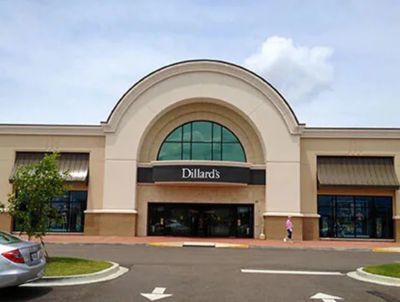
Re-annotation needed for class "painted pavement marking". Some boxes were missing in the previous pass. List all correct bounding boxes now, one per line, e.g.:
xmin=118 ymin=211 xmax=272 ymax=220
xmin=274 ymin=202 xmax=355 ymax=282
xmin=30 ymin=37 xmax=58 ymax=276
xmin=310 ymin=292 xmax=343 ymax=301
xmin=140 ymin=287 xmax=173 ymax=301
xmin=241 ymin=269 xmax=345 ymax=276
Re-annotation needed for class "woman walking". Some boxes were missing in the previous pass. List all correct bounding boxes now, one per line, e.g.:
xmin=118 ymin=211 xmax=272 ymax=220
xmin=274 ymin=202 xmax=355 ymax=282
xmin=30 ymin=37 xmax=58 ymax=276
xmin=284 ymin=216 xmax=293 ymax=243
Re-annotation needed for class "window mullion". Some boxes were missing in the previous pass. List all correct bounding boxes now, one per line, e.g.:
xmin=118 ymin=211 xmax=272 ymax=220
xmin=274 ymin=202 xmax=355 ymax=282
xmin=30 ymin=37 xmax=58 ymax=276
xmin=211 ymin=122 xmax=214 ymax=160
xmin=220 ymin=125 xmax=223 ymax=160
xmin=190 ymin=122 xmax=193 ymax=160
xmin=181 ymin=126 xmax=183 ymax=160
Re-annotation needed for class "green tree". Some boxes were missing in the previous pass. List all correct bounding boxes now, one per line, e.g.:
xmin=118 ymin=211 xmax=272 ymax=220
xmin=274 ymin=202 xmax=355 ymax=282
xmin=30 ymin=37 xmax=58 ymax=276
xmin=5 ymin=153 xmax=68 ymax=256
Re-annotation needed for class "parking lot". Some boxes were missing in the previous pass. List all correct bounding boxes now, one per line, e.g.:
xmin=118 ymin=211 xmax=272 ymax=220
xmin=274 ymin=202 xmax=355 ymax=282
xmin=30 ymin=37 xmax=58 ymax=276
xmin=1 ymin=243 xmax=399 ymax=301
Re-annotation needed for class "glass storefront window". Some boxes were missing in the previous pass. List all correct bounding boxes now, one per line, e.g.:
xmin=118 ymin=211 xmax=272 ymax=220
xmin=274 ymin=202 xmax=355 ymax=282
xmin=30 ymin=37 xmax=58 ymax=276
xmin=317 ymin=195 xmax=334 ymax=237
xmin=335 ymin=196 xmax=354 ymax=238
xmin=48 ymin=191 xmax=87 ymax=232
xmin=374 ymin=197 xmax=393 ymax=238
xmin=50 ymin=194 xmax=70 ymax=232
xmin=68 ymin=192 xmax=87 ymax=232
xmin=157 ymin=121 xmax=246 ymax=162
xmin=354 ymin=196 xmax=372 ymax=238
xmin=14 ymin=191 xmax=87 ymax=233
xmin=318 ymin=195 xmax=393 ymax=239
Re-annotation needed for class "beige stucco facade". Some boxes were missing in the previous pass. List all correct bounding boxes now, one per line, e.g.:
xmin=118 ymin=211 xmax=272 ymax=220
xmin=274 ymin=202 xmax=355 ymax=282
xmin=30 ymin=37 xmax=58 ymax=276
xmin=0 ymin=133 xmax=105 ymax=211
xmin=300 ymin=136 xmax=400 ymax=240
xmin=301 ymin=137 xmax=400 ymax=216
xmin=0 ymin=60 xmax=399 ymax=241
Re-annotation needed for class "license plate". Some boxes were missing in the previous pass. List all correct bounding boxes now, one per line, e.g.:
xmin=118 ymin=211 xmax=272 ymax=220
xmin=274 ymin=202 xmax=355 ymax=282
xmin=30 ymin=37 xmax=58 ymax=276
xmin=30 ymin=252 xmax=38 ymax=261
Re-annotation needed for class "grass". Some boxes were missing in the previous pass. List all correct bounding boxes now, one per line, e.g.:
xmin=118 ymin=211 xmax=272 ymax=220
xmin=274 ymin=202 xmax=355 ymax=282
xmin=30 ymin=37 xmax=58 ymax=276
xmin=44 ymin=257 xmax=112 ymax=277
xmin=364 ymin=263 xmax=400 ymax=278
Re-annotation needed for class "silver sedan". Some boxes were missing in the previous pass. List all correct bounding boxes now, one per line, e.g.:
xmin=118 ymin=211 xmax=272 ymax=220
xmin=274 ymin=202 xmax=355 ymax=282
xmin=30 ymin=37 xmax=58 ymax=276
xmin=0 ymin=231 xmax=46 ymax=288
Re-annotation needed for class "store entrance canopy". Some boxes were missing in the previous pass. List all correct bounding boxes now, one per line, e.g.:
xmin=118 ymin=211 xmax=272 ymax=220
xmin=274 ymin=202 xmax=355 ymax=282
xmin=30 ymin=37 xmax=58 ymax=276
xmin=317 ymin=156 xmax=399 ymax=189
xmin=9 ymin=152 xmax=89 ymax=182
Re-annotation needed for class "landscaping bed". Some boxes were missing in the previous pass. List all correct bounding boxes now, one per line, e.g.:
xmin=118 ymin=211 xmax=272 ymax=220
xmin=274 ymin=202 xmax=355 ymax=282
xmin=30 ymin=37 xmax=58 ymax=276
xmin=45 ymin=257 xmax=113 ymax=277
xmin=364 ymin=263 xmax=400 ymax=279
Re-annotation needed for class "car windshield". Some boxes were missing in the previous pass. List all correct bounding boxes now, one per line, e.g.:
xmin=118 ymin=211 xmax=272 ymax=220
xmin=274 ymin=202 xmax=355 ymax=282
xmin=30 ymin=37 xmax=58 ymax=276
xmin=0 ymin=231 xmax=23 ymax=244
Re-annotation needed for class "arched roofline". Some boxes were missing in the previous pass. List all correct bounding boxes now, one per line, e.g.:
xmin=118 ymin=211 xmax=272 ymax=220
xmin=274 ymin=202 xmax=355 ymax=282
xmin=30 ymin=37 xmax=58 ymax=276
xmin=102 ymin=59 xmax=304 ymax=134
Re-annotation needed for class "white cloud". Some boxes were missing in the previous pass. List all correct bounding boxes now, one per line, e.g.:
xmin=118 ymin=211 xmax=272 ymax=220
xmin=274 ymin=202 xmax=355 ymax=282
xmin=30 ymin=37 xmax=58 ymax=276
xmin=244 ymin=36 xmax=334 ymax=103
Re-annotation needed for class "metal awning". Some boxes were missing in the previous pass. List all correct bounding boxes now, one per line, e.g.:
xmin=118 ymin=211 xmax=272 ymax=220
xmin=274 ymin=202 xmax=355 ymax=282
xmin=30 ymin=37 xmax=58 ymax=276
xmin=10 ymin=152 xmax=89 ymax=182
xmin=317 ymin=156 xmax=399 ymax=189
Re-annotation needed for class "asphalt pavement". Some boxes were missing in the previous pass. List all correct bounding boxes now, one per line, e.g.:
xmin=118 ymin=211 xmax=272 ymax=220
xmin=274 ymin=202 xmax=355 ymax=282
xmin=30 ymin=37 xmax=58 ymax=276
xmin=1 ymin=244 xmax=399 ymax=302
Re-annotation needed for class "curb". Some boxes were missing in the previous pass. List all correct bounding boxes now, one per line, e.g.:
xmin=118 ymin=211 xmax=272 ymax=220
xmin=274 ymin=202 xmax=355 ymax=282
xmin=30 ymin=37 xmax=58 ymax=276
xmin=248 ymin=244 xmax=370 ymax=252
xmin=148 ymin=241 xmax=249 ymax=249
xmin=372 ymin=247 xmax=400 ymax=253
xmin=21 ymin=262 xmax=129 ymax=287
xmin=45 ymin=241 xmax=391 ymax=252
xmin=347 ymin=267 xmax=400 ymax=287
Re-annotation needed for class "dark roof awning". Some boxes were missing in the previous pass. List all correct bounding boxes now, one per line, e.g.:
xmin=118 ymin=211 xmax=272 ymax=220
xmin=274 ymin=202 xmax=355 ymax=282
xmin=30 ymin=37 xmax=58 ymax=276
xmin=10 ymin=152 xmax=89 ymax=182
xmin=317 ymin=156 xmax=400 ymax=189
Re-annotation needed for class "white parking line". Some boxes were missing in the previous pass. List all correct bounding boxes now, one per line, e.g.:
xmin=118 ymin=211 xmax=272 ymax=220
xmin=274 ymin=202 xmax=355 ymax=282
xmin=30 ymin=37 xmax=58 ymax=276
xmin=241 ymin=269 xmax=345 ymax=276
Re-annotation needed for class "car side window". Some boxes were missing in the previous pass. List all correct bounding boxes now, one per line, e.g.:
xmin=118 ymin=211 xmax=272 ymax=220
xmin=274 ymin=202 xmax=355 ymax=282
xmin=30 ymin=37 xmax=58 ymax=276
xmin=0 ymin=232 xmax=22 ymax=244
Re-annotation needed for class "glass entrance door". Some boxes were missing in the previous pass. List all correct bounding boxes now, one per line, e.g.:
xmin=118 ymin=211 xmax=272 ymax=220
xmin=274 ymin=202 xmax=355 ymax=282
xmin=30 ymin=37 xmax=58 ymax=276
xmin=203 ymin=206 xmax=235 ymax=237
xmin=148 ymin=203 xmax=254 ymax=238
xmin=237 ymin=206 xmax=253 ymax=237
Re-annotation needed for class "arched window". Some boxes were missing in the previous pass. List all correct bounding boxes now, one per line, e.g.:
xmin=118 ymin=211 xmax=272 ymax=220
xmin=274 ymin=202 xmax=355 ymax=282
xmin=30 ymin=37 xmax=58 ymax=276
xmin=157 ymin=121 xmax=246 ymax=162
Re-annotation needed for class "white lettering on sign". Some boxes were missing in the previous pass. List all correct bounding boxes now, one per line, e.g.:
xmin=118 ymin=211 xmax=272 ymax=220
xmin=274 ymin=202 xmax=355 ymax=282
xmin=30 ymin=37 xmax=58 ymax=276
xmin=181 ymin=168 xmax=221 ymax=180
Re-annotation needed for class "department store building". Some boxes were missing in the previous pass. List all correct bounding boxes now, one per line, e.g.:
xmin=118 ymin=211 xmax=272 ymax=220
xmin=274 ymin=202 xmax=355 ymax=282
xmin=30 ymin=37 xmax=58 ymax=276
xmin=0 ymin=60 xmax=399 ymax=241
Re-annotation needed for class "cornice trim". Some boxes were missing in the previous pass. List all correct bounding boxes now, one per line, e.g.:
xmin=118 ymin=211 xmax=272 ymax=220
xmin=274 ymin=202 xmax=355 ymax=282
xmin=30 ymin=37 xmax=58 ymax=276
xmin=302 ymin=127 xmax=400 ymax=139
xmin=138 ymin=161 xmax=266 ymax=169
xmin=0 ymin=124 xmax=104 ymax=136
xmin=150 ymin=160 xmax=253 ymax=168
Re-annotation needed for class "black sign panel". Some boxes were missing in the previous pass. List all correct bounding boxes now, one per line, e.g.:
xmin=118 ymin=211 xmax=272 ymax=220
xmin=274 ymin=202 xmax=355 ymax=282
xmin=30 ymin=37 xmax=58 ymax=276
xmin=138 ymin=165 xmax=265 ymax=185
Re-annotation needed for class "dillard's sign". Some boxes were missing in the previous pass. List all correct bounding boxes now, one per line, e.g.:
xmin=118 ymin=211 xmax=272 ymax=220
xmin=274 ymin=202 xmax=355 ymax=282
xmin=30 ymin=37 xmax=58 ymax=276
xmin=181 ymin=167 xmax=221 ymax=180
xmin=149 ymin=165 xmax=260 ymax=184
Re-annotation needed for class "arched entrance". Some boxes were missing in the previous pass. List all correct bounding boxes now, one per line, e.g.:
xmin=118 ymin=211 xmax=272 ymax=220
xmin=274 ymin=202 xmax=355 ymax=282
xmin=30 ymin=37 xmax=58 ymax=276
xmin=98 ymin=60 xmax=303 ymax=238
xmin=136 ymin=101 xmax=266 ymax=237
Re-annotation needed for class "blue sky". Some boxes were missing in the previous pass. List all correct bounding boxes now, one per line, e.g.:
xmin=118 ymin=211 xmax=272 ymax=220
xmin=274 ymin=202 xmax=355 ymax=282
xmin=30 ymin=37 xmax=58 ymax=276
xmin=0 ymin=1 xmax=399 ymax=127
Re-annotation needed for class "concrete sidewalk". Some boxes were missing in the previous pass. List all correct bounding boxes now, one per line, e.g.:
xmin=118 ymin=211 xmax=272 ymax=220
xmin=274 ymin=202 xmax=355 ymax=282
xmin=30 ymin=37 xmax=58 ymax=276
xmin=31 ymin=235 xmax=400 ymax=251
